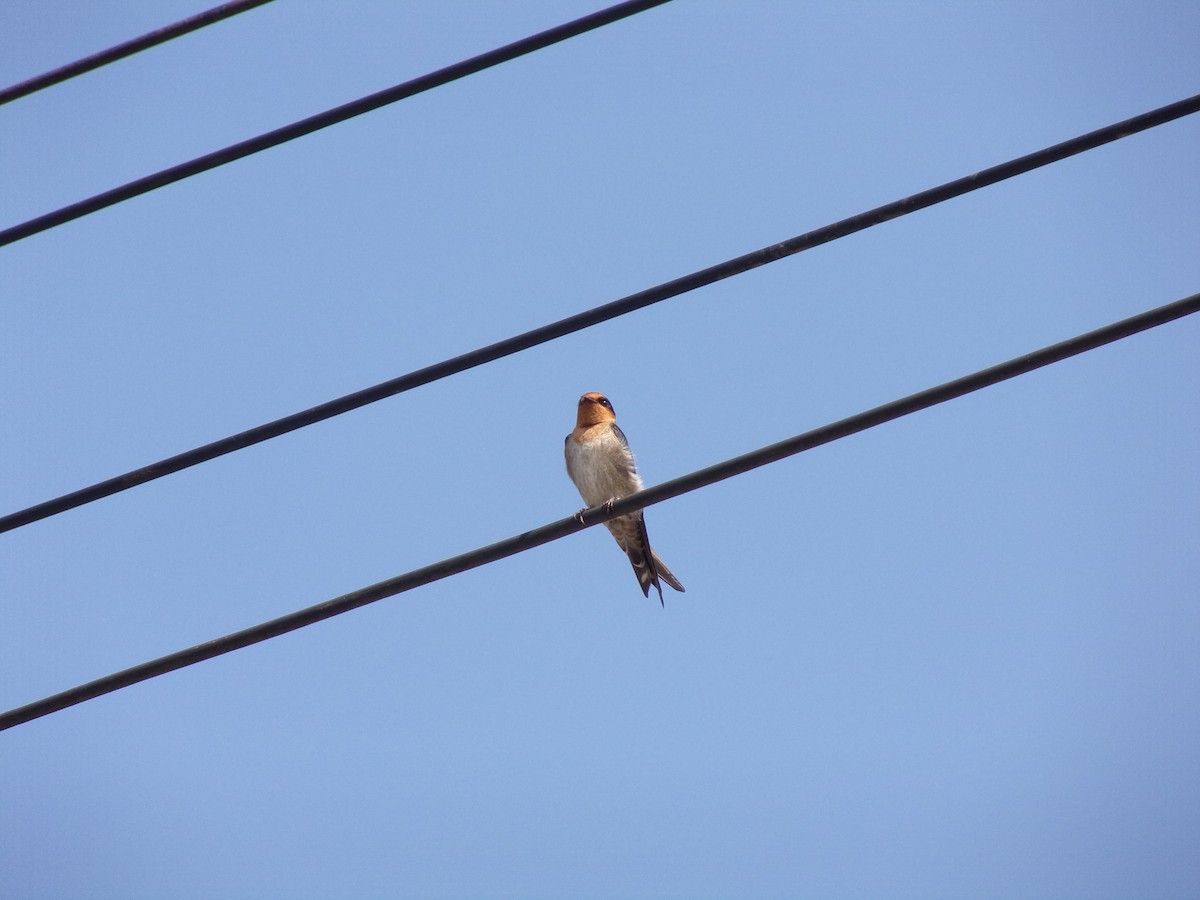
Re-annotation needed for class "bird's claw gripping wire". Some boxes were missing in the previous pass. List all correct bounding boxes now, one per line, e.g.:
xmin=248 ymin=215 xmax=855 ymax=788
xmin=573 ymin=498 xmax=618 ymax=525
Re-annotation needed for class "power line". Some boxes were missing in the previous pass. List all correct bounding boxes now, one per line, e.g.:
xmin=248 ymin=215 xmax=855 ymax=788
xmin=0 ymin=0 xmax=276 ymax=107
xmin=2 ymin=93 xmax=1197 ymax=536
xmin=0 ymin=0 xmax=673 ymax=247
xmin=2 ymin=289 xmax=1195 ymax=731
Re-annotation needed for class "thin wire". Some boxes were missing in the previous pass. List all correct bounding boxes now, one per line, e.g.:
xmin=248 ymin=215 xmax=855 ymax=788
xmin=3 ymin=290 xmax=1196 ymax=731
xmin=0 ymin=0 xmax=673 ymax=247
xmin=0 ymin=0 xmax=276 ymax=107
xmin=3 ymin=93 xmax=1198 ymax=536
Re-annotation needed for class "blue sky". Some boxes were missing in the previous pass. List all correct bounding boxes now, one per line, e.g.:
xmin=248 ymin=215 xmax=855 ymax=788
xmin=2 ymin=2 xmax=1198 ymax=897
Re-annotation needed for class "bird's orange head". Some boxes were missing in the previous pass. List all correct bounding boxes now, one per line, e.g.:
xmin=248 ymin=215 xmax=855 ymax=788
xmin=576 ymin=392 xmax=617 ymax=427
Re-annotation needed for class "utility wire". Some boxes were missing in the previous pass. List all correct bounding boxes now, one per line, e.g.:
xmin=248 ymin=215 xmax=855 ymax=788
xmin=2 ymin=290 xmax=1196 ymax=731
xmin=0 ymin=0 xmax=673 ymax=247
xmin=0 ymin=0 xmax=276 ymax=107
xmin=2 ymin=93 xmax=1197 ymax=536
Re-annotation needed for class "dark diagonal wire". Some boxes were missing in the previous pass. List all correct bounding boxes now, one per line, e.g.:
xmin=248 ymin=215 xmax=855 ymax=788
xmin=2 ymin=290 xmax=1196 ymax=731
xmin=0 ymin=0 xmax=276 ymax=107
xmin=0 ymin=0 xmax=673 ymax=247
xmin=2 ymin=93 xmax=1198 ymax=536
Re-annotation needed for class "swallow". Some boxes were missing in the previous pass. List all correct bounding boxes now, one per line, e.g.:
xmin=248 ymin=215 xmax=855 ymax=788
xmin=564 ymin=392 xmax=685 ymax=604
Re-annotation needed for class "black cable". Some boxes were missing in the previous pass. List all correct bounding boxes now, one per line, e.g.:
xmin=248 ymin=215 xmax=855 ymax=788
xmin=0 ymin=0 xmax=673 ymax=247
xmin=0 ymin=0 xmax=276 ymax=107
xmin=2 ymin=94 xmax=1197 ymax=536
xmin=3 ymin=290 xmax=1195 ymax=731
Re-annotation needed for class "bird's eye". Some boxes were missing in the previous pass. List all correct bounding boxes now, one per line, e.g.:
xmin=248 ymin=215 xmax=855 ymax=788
xmin=600 ymin=398 xmax=612 ymax=408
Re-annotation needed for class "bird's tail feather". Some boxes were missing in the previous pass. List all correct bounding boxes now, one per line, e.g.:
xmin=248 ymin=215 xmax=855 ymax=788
xmin=612 ymin=515 xmax=685 ymax=605
xmin=650 ymin=549 xmax=685 ymax=594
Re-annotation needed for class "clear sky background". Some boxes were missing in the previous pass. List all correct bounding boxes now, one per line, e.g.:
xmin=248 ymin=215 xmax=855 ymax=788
xmin=2 ymin=2 xmax=1198 ymax=898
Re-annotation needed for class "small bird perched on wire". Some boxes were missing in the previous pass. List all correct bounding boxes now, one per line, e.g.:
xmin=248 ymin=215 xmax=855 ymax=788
xmin=564 ymin=392 xmax=685 ymax=604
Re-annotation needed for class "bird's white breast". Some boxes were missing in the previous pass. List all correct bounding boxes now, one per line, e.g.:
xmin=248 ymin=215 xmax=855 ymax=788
xmin=566 ymin=429 xmax=642 ymax=508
